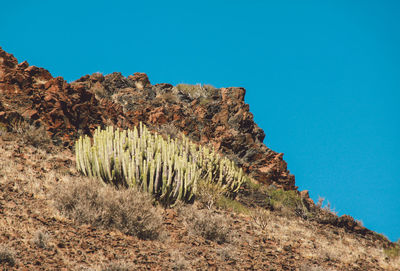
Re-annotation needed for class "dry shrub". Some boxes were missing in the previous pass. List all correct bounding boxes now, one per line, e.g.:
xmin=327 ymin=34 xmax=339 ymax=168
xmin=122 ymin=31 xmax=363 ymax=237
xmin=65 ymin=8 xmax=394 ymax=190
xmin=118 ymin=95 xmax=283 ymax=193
xmin=52 ymin=176 xmax=163 ymax=240
xmin=251 ymin=207 xmax=270 ymax=231
xmin=267 ymin=188 xmax=309 ymax=218
xmin=384 ymin=240 xmax=400 ymax=259
xmin=175 ymin=83 xmax=216 ymax=99
xmin=158 ymin=92 xmax=178 ymax=104
xmin=196 ymin=180 xmax=226 ymax=210
xmin=11 ymin=121 xmax=51 ymax=149
xmin=77 ymin=262 xmax=134 ymax=271
xmin=33 ymin=230 xmax=51 ymax=249
xmin=101 ymin=262 xmax=133 ymax=271
xmin=316 ymin=196 xmax=338 ymax=215
xmin=299 ymin=265 xmax=335 ymax=271
xmin=217 ymin=196 xmax=250 ymax=215
xmin=216 ymin=245 xmax=238 ymax=264
xmin=178 ymin=205 xmax=231 ymax=244
xmin=170 ymin=251 xmax=190 ymax=271
xmin=156 ymin=123 xmax=181 ymax=139
xmin=0 ymin=245 xmax=16 ymax=267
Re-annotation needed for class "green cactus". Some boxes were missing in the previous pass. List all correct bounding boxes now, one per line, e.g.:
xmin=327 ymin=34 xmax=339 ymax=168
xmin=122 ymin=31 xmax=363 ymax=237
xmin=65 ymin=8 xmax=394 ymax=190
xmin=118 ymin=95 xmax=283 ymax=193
xmin=75 ymin=123 xmax=247 ymax=205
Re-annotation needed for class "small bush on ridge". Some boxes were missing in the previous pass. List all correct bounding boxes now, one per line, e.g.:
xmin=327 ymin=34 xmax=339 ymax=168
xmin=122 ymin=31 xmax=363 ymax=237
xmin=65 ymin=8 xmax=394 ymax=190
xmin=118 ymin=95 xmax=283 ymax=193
xmin=178 ymin=205 xmax=231 ymax=244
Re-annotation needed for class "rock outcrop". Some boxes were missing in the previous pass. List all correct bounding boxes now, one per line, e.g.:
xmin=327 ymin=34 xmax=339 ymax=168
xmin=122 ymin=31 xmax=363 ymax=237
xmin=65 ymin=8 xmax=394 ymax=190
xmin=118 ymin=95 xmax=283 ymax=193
xmin=0 ymin=47 xmax=295 ymax=190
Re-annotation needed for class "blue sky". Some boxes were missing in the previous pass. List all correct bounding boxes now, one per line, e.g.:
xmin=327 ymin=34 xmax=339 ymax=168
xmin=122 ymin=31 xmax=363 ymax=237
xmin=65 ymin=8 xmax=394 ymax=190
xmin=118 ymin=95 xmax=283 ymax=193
xmin=1 ymin=1 xmax=399 ymax=241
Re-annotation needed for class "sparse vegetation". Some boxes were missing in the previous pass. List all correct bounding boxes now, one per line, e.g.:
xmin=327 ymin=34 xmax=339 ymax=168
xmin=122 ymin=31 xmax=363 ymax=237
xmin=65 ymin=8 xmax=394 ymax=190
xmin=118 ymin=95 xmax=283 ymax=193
xmin=251 ymin=207 xmax=270 ymax=231
xmin=11 ymin=121 xmax=51 ymax=149
xmin=217 ymin=195 xmax=250 ymax=215
xmin=52 ymin=176 xmax=163 ymax=240
xmin=384 ymin=240 xmax=400 ymax=259
xmin=196 ymin=180 xmax=227 ymax=209
xmin=179 ymin=205 xmax=232 ymax=244
xmin=101 ymin=262 xmax=133 ymax=271
xmin=316 ymin=196 xmax=338 ymax=215
xmin=170 ymin=251 xmax=189 ymax=271
xmin=175 ymin=83 xmax=216 ymax=99
xmin=267 ymin=188 xmax=309 ymax=217
xmin=0 ymin=245 xmax=16 ymax=267
xmin=33 ymin=230 xmax=51 ymax=249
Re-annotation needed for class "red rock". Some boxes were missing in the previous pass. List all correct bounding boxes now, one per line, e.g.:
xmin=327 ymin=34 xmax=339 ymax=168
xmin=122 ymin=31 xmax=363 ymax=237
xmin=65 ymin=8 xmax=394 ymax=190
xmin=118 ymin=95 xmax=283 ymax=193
xmin=22 ymin=109 xmax=39 ymax=120
xmin=0 ymin=47 xmax=296 ymax=190
xmin=128 ymin=72 xmax=152 ymax=89
xmin=300 ymin=190 xmax=310 ymax=199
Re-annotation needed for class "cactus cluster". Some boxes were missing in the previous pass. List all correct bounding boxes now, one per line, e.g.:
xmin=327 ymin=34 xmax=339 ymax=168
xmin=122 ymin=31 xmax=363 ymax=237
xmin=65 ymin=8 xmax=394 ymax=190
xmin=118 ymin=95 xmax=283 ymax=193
xmin=75 ymin=123 xmax=246 ymax=205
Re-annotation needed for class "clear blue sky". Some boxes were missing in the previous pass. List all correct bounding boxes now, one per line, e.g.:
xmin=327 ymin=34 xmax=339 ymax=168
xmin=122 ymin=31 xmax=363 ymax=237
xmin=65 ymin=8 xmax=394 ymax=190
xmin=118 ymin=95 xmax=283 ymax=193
xmin=1 ymin=1 xmax=399 ymax=241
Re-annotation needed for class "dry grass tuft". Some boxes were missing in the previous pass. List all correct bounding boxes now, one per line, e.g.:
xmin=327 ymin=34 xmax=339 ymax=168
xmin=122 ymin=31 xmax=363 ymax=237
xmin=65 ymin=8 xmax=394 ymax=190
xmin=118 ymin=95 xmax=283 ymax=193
xmin=178 ymin=205 xmax=232 ymax=244
xmin=170 ymin=251 xmax=190 ymax=271
xmin=11 ymin=121 xmax=52 ymax=149
xmin=384 ymin=241 xmax=400 ymax=259
xmin=175 ymin=83 xmax=216 ymax=99
xmin=267 ymin=188 xmax=309 ymax=218
xmin=0 ymin=245 xmax=16 ymax=267
xmin=251 ymin=207 xmax=270 ymax=231
xmin=196 ymin=180 xmax=226 ymax=210
xmin=52 ymin=176 xmax=163 ymax=240
xmin=101 ymin=262 xmax=133 ymax=271
xmin=33 ymin=229 xmax=51 ymax=249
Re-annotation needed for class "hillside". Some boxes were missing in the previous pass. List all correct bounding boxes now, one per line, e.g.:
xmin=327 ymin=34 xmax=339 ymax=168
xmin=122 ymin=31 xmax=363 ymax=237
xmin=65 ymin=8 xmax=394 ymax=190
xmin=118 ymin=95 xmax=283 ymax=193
xmin=0 ymin=47 xmax=399 ymax=270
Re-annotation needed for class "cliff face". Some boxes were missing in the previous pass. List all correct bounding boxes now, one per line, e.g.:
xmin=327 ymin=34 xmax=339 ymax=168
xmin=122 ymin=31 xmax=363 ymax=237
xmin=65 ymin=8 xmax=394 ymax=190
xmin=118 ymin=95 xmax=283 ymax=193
xmin=0 ymin=47 xmax=295 ymax=190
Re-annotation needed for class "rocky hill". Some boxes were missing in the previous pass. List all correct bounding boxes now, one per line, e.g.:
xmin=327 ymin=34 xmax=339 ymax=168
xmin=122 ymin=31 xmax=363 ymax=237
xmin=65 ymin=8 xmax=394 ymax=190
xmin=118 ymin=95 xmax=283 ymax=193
xmin=0 ymin=47 xmax=294 ymax=190
xmin=0 ymin=47 xmax=399 ymax=270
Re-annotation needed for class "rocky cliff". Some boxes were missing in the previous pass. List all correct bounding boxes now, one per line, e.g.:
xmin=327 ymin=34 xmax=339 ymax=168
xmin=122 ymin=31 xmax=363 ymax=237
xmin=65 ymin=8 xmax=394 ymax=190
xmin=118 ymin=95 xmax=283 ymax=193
xmin=0 ymin=47 xmax=294 ymax=190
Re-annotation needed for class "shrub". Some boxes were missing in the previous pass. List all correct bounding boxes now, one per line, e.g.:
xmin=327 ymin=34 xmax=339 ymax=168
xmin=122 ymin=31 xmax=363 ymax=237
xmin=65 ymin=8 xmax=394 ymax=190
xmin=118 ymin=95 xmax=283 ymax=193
xmin=52 ymin=176 xmax=163 ymax=240
xmin=75 ymin=123 xmax=246 ymax=206
xmin=11 ymin=121 xmax=51 ymax=149
xmin=0 ymin=245 xmax=15 ymax=267
xmin=178 ymin=205 xmax=231 ymax=244
xmin=101 ymin=262 xmax=133 ymax=271
xmin=217 ymin=196 xmax=250 ymax=215
xmin=267 ymin=188 xmax=308 ymax=217
xmin=175 ymin=83 xmax=216 ymax=100
xmin=33 ymin=230 xmax=51 ymax=249
xmin=316 ymin=196 xmax=338 ymax=215
xmin=196 ymin=180 xmax=227 ymax=209
xmin=251 ymin=208 xmax=270 ymax=230
xmin=384 ymin=240 xmax=400 ymax=259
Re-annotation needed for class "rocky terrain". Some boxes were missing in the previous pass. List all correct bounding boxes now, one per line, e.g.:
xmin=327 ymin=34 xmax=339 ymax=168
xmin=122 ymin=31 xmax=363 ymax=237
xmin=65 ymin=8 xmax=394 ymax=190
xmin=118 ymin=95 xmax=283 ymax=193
xmin=0 ymin=47 xmax=294 ymax=190
xmin=0 ymin=47 xmax=399 ymax=270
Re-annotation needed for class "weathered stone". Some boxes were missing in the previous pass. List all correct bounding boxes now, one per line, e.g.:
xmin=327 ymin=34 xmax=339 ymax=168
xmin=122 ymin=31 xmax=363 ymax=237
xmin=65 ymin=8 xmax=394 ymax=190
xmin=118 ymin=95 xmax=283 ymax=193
xmin=0 ymin=46 xmax=296 ymax=190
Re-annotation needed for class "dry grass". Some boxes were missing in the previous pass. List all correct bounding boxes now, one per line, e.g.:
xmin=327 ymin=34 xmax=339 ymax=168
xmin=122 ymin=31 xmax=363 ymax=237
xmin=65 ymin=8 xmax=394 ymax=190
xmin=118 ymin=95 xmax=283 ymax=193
xmin=251 ymin=207 xmax=271 ymax=231
xmin=76 ymin=262 xmax=135 ymax=271
xmin=0 ymin=136 xmax=399 ymax=270
xmin=252 ymin=210 xmax=400 ymax=269
xmin=170 ymin=251 xmax=190 ymax=271
xmin=52 ymin=176 xmax=163 ymax=240
xmin=178 ymin=205 xmax=232 ymax=244
xmin=156 ymin=123 xmax=181 ymax=139
xmin=0 ymin=245 xmax=16 ymax=267
xmin=267 ymin=188 xmax=309 ymax=218
xmin=11 ymin=121 xmax=52 ymax=150
xmin=32 ymin=229 xmax=51 ymax=249
xmin=175 ymin=83 xmax=216 ymax=99
xmin=384 ymin=241 xmax=400 ymax=259
xmin=196 ymin=180 xmax=226 ymax=210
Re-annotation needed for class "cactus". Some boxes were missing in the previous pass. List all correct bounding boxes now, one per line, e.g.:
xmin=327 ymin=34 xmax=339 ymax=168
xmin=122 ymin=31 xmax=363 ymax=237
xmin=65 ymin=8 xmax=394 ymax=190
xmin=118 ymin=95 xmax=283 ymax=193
xmin=75 ymin=123 xmax=247 ymax=205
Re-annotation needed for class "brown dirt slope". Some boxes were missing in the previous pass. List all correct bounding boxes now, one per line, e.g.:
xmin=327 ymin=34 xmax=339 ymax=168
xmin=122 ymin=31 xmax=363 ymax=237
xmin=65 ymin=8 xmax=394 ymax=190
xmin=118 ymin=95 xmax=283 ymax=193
xmin=0 ymin=134 xmax=398 ymax=270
